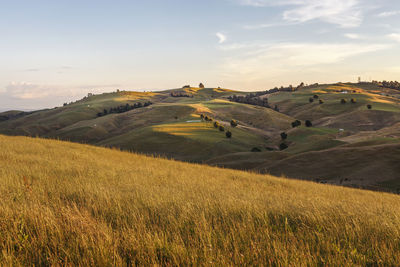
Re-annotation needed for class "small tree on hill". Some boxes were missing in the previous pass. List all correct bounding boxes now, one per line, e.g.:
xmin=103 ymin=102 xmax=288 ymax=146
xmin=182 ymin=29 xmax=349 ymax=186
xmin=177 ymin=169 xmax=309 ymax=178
xmin=214 ymin=121 xmax=220 ymax=128
xmin=291 ymin=120 xmax=302 ymax=128
xmin=305 ymin=120 xmax=313 ymax=127
xmin=230 ymin=119 xmax=238 ymax=127
xmin=341 ymin=99 xmax=347 ymax=104
xmin=313 ymin=95 xmax=319 ymax=99
xmin=219 ymin=125 xmax=225 ymax=132
xmin=200 ymin=114 xmax=204 ymax=120
xmin=251 ymin=147 xmax=261 ymax=152
xmin=274 ymin=105 xmax=280 ymax=112
xmin=279 ymin=143 xmax=288 ymax=151
xmin=351 ymin=98 xmax=357 ymax=104
xmin=199 ymin=83 xmax=205 ymax=89
xmin=280 ymin=132 xmax=288 ymax=140
xmin=319 ymin=99 xmax=324 ymax=104
xmin=309 ymin=97 xmax=314 ymax=103
xmin=367 ymin=104 xmax=372 ymax=110
xmin=226 ymin=131 xmax=232 ymax=138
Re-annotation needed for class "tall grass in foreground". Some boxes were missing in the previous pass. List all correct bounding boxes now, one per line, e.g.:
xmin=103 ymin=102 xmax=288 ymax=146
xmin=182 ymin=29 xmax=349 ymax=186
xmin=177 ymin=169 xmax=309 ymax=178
xmin=0 ymin=135 xmax=400 ymax=265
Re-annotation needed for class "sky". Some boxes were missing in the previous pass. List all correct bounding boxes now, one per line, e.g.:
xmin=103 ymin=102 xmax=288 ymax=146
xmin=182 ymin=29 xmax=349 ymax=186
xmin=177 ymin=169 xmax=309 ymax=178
xmin=1 ymin=0 xmax=400 ymax=110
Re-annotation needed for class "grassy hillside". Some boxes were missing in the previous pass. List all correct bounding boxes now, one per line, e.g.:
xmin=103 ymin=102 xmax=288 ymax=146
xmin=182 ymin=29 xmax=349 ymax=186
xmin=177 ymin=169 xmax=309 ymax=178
xmin=1 ymin=135 xmax=400 ymax=265
xmin=1 ymin=83 xmax=400 ymax=191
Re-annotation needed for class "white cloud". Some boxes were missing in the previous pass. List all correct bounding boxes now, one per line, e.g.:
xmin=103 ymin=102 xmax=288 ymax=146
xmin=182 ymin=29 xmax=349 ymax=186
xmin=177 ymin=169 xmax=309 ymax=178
xmin=219 ymin=42 xmax=389 ymax=81
xmin=238 ymin=0 xmax=365 ymax=28
xmin=216 ymin=32 xmax=227 ymax=44
xmin=344 ymin=33 xmax=363 ymax=39
xmin=377 ymin=11 xmax=400 ymax=18
xmin=387 ymin=33 xmax=400 ymax=43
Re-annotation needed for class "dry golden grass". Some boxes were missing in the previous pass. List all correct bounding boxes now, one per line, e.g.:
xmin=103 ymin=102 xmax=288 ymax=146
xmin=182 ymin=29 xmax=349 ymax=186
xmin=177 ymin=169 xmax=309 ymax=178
xmin=1 ymin=135 xmax=400 ymax=266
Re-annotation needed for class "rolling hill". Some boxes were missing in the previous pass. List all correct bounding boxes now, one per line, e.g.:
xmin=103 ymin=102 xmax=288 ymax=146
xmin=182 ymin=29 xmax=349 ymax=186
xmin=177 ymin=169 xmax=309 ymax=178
xmin=1 ymin=134 xmax=400 ymax=265
xmin=1 ymin=83 xmax=400 ymax=192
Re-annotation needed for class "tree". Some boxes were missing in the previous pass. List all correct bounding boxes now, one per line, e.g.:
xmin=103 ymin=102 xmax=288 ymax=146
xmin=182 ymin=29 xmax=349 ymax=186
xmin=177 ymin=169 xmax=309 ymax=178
xmin=351 ymin=98 xmax=357 ymax=104
xmin=200 ymin=114 xmax=204 ymax=120
xmin=226 ymin=131 xmax=232 ymax=138
xmin=341 ymin=99 xmax=347 ymax=104
xmin=251 ymin=147 xmax=262 ymax=152
xmin=219 ymin=125 xmax=225 ymax=132
xmin=230 ymin=119 xmax=238 ymax=127
xmin=309 ymin=97 xmax=314 ymax=103
xmin=291 ymin=120 xmax=301 ymax=128
xmin=319 ymin=99 xmax=324 ymax=104
xmin=279 ymin=143 xmax=288 ymax=151
xmin=367 ymin=104 xmax=372 ymax=110
xmin=274 ymin=105 xmax=280 ymax=112
xmin=214 ymin=121 xmax=220 ymax=128
xmin=313 ymin=95 xmax=319 ymax=99
xmin=305 ymin=120 xmax=312 ymax=127
xmin=199 ymin=83 xmax=205 ymax=89
xmin=280 ymin=132 xmax=288 ymax=140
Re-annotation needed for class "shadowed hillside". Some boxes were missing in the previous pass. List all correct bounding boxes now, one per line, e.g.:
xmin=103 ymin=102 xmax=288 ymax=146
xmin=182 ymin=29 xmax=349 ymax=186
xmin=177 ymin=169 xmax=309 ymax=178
xmin=1 ymin=135 xmax=400 ymax=265
xmin=1 ymin=83 xmax=400 ymax=191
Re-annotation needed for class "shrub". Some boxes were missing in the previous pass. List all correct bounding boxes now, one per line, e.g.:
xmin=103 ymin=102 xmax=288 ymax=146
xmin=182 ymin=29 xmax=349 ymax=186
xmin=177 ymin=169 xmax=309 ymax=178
xmin=291 ymin=120 xmax=302 ymax=128
xmin=280 ymin=132 xmax=287 ymax=140
xmin=226 ymin=131 xmax=232 ymax=138
xmin=305 ymin=120 xmax=313 ymax=127
xmin=313 ymin=95 xmax=319 ymax=99
xmin=351 ymin=98 xmax=357 ymax=103
xmin=230 ymin=119 xmax=238 ymax=127
xmin=219 ymin=125 xmax=225 ymax=132
xmin=279 ymin=143 xmax=288 ymax=151
xmin=319 ymin=99 xmax=324 ymax=104
xmin=214 ymin=121 xmax=220 ymax=128
xmin=251 ymin=147 xmax=262 ymax=152
xmin=200 ymin=114 xmax=204 ymax=120
xmin=309 ymin=97 xmax=314 ymax=103
xmin=341 ymin=99 xmax=347 ymax=104
xmin=274 ymin=105 xmax=280 ymax=112
xmin=367 ymin=104 xmax=372 ymax=110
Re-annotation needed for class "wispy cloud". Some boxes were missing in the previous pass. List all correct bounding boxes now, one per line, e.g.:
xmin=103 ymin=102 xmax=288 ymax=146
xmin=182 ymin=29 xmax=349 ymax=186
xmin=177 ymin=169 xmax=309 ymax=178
xmin=238 ymin=0 xmax=365 ymax=28
xmin=344 ymin=33 xmax=363 ymax=39
xmin=387 ymin=33 xmax=400 ymax=43
xmin=377 ymin=10 xmax=400 ymax=18
xmin=2 ymin=82 xmax=120 ymax=100
xmin=216 ymin=32 xmax=227 ymax=44
xmin=219 ymin=41 xmax=390 ymax=81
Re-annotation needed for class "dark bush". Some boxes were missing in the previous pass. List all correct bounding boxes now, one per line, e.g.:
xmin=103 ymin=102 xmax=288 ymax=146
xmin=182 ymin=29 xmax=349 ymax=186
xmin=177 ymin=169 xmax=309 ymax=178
xmin=351 ymin=98 xmax=356 ymax=103
xmin=280 ymin=132 xmax=287 ymax=140
xmin=274 ymin=105 xmax=280 ymax=112
xmin=305 ymin=120 xmax=312 ymax=127
xmin=214 ymin=121 xmax=220 ymax=128
xmin=309 ymin=97 xmax=314 ymax=103
xmin=219 ymin=125 xmax=225 ymax=132
xmin=279 ymin=143 xmax=288 ymax=151
xmin=367 ymin=104 xmax=372 ymax=110
xmin=313 ymin=95 xmax=319 ymax=99
xmin=230 ymin=119 xmax=238 ymax=127
xmin=319 ymin=99 xmax=324 ymax=104
xmin=226 ymin=131 xmax=232 ymax=138
xmin=200 ymin=114 xmax=204 ymax=120
xmin=251 ymin=147 xmax=262 ymax=152
xmin=341 ymin=99 xmax=347 ymax=104
xmin=291 ymin=120 xmax=302 ymax=128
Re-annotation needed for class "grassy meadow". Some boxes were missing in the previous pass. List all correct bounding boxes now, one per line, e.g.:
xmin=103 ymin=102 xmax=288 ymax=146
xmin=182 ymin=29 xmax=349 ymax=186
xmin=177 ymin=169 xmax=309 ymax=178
xmin=1 ymin=135 xmax=400 ymax=265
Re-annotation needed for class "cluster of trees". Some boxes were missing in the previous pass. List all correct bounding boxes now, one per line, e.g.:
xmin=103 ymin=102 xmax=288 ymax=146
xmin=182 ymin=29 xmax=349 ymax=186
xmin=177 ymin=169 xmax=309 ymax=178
xmin=200 ymin=114 xmax=234 ymax=138
xmin=228 ymin=94 xmax=270 ymax=108
xmin=170 ymin=92 xmax=193 ymax=98
xmin=372 ymin=80 xmax=400 ymax=90
xmin=340 ymin=98 xmax=357 ymax=104
xmin=262 ymin=82 xmax=306 ymax=95
xmin=97 ymin=102 xmax=152 ymax=117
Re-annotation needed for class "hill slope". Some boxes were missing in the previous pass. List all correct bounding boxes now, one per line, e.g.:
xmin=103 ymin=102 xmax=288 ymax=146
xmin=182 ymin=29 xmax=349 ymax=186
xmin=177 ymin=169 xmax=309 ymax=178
xmin=1 ymin=135 xmax=400 ymax=265
xmin=1 ymin=83 xmax=400 ymax=191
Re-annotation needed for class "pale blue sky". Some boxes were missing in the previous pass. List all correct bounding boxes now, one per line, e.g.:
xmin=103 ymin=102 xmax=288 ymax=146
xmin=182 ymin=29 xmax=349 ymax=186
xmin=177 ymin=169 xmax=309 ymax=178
xmin=1 ymin=0 xmax=400 ymax=109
